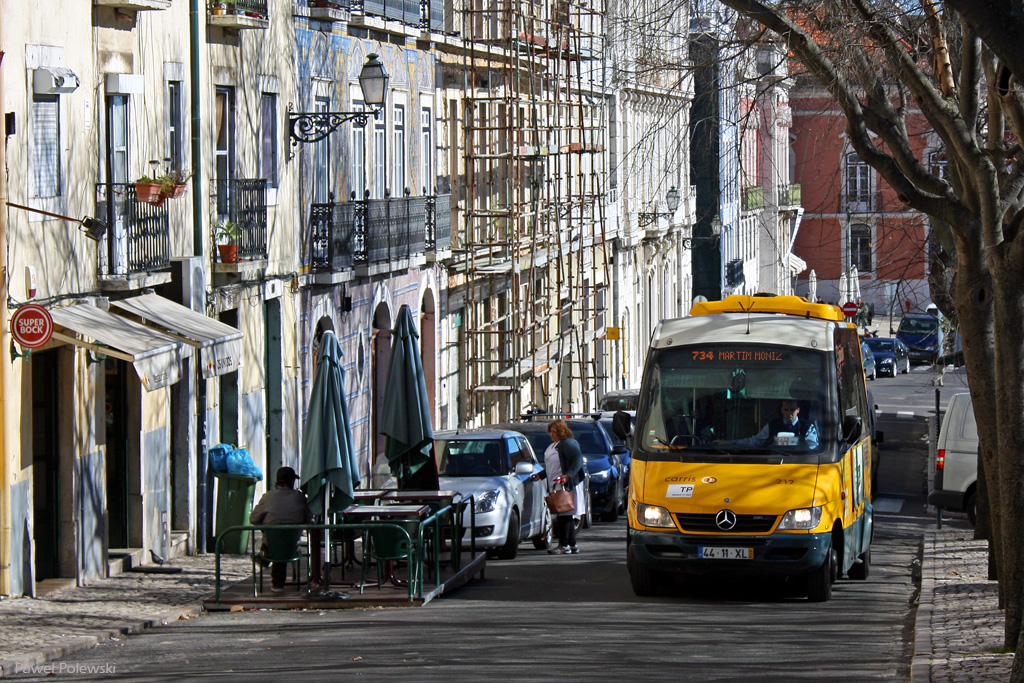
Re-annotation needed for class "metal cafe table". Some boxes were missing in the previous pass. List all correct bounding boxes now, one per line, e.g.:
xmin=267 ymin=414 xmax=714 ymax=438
xmin=341 ymin=504 xmax=434 ymax=597
xmin=378 ymin=490 xmax=461 ymax=571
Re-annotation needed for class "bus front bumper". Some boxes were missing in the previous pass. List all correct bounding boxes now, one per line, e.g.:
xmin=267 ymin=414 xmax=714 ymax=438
xmin=627 ymin=527 xmax=831 ymax=577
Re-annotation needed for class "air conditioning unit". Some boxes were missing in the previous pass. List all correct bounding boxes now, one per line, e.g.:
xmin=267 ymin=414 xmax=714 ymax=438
xmin=33 ymin=67 xmax=80 ymax=95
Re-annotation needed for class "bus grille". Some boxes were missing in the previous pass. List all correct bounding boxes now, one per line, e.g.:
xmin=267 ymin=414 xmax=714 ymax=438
xmin=675 ymin=513 xmax=777 ymax=533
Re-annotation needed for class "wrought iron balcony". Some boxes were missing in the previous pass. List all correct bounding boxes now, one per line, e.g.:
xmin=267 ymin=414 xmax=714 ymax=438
xmin=310 ymin=199 xmax=356 ymax=273
xmin=741 ymin=186 xmax=764 ymax=211
xmin=842 ymin=192 xmax=880 ymax=213
xmin=215 ymin=178 xmax=268 ymax=260
xmin=208 ymin=0 xmax=269 ymax=28
xmin=426 ymin=192 xmax=451 ymax=252
xmin=361 ymin=193 xmax=426 ymax=265
xmin=98 ymin=183 xmax=170 ymax=277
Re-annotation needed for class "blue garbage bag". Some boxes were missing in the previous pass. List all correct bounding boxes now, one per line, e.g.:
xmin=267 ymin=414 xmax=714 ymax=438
xmin=209 ymin=443 xmax=233 ymax=474
xmin=226 ymin=447 xmax=263 ymax=481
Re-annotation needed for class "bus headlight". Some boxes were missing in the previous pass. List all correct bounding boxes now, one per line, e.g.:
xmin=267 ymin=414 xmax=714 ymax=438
xmin=777 ymin=506 xmax=823 ymax=530
xmin=637 ymin=503 xmax=675 ymax=528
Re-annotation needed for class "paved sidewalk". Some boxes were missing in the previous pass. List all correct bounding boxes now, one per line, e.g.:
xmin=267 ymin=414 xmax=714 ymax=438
xmin=0 ymin=529 xmax=1014 ymax=680
xmin=0 ymin=555 xmax=250 ymax=678
xmin=913 ymin=528 xmax=1013 ymax=682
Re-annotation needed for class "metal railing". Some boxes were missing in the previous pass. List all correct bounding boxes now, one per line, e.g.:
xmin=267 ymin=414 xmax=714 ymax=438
xmin=425 ymin=192 xmax=451 ymax=252
xmin=310 ymin=199 xmax=356 ymax=272
xmin=842 ymin=192 xmax=880 ymax=213
xmin=100 ymin=183 xmax=171 ymax=276
xmin=363 ymin=194 xmax=426 ymax=263
xmin=216 ymin=178 xmax=268 ymax=259
xmin=741 ymin=186 xmax=764 ymax=211
xmin=358 ymin=0 xmax=419 ymax=23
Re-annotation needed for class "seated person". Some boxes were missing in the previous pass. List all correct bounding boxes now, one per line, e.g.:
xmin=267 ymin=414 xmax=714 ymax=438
xmin=250 ymin=467 xmax=312 ymax=592
xmin=732 ymin=399 xmax=819 ymax=449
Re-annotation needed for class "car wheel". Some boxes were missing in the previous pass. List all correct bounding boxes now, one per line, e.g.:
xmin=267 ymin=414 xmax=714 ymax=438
xmin=496 ymin=510 xmax=520 ymax=560
xmin=848 ymin=548 xmax=870 ymax=580
xmin=533 ymin=511 xmax=553 ymax=550
xmin=628 ymin=553 xmax=663 ymax=597
xmin=807 ymin=543 xmax=837 ymax=602
xmin=903 ymin=359 xmax=910 ymax=374
xmin=966 ymin=490 xmax=977 ymax=527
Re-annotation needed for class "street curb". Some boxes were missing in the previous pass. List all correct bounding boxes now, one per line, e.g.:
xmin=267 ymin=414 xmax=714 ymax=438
xmin=910 ymin=529 xmax=934 ymax=683
xmin=0 ymin=601 xmax=206 ymax=678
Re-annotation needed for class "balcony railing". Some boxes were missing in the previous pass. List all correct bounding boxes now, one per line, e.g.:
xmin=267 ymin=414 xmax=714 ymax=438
xmin=100 ymin=183 xmax=171 ymax=276
xmin=842 ymin=192 xmax=880 ymax=213
xmin=363 ymin=194 xmax=426 ymax=264
xmin=310 ymin=199 xmax=357 ymax=272
xmin=208 ymin=0 xmax=269 ymax=27
xmin=426 ymin=192 xmax=451 ymax=252
xmin=359 ymin=0 xmax=420 ymax=24
xmin=780 ymin=183 xmax=801 ymax=206
xmin=216 ymin=178 xmax=268 ymax=260
xmin=741 ymin=186 xmax=764 ymax=211
xmin=311 ymin=193 xmax=441 ymax=272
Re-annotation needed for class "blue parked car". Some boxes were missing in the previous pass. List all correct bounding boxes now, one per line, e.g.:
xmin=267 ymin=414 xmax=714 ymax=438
xmin=897 ymin=313 xmax=942 ymax=364
xmin=598 ymin=415 xmax=631 ymax=492
xmin=861 ymin=341 xmax=877 ymax=381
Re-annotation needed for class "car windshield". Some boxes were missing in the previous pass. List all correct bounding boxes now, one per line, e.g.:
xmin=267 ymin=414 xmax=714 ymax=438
xmin=636 ymin=343 xmax=833 ymax=456
xmin=570 ymin=425 xmax=607 ymax=455
xmin=599 ymin=393 xmax=639 ymax=411
xmin=436 ymin=438 xmax=505 ymax=476
xmin=600 ymin=419 xmax=626 ymax=448
xmin=865 ymin=339 xmax=893 ymax=352
xmin=898 ymin=317 xmax=938 ymax=334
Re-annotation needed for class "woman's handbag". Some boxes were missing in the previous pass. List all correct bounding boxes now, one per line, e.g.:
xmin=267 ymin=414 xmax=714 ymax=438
xmin=545 ymin=482 xmax=575 ymax=514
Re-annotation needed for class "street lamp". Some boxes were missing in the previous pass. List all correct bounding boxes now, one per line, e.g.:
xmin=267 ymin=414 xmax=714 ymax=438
xmin=288 ymin=53 xmax=390 ymax=145
xmin=637 ymin=186 xmax=681 ymax=227
xmin=683 ymin=216 xmax=721 ymax=249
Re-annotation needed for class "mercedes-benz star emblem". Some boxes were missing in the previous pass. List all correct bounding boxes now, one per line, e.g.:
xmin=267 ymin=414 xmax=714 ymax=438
xmin=715 ymin=509 xmax=738 ymax=530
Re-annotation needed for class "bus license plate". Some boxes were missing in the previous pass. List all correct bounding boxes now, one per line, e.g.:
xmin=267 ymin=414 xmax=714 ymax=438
xmin=698 ymin=547 xmax=753 ymax=560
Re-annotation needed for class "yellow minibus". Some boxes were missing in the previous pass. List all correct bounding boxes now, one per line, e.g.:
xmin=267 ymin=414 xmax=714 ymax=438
xmin=612 ymin=294 xmax=874 ymax=601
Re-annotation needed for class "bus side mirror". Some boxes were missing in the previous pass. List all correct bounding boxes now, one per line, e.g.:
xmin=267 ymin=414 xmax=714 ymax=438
xmin=842 ymin=415 xmax=863 ymax=444
xmin=612 ymin=411 xmax=633 ymax=441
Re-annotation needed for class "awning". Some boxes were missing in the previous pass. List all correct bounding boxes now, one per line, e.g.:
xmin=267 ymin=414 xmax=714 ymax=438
xmin=49 ymin=303 xmax=186 ymax=391
xmin=110 ymin=294 xmax=243 ymax=379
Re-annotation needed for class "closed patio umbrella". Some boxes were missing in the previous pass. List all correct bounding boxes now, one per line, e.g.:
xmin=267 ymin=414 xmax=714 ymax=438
xmin=300 ymin=330 xmax=359 ymax=581
xmin=808 ymin=269 xmax=817 ymax=303
xmin=380 ymin=304 xmax=439 ymax=490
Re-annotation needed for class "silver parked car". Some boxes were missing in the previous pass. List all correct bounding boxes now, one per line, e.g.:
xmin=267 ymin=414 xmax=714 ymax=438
xmin=435 ymin=429 xmax=551 ymax=559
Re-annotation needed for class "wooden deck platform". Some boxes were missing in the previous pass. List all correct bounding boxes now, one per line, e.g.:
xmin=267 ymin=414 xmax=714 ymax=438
xmin=204 ymin=551 xmax=486 ymax=611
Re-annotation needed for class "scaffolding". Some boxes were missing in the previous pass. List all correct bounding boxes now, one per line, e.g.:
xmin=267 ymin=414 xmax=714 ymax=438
xmin=457 ymin=0 xmax=610 ymax=423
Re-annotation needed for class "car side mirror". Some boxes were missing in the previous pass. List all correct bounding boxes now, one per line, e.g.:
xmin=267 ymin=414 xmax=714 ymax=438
xmin=612 ymin=411 xmax=633 ymax=441
xmin=842 ymin=415 xmax=863 ymax=444
xmin=514 ymin=462 xmax=534 ymax=476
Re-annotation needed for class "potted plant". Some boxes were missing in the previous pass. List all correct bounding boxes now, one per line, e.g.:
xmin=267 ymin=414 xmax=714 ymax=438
xmin=159 ymin=168 xmax=192 ymax=199
xmin=216 ymin=220 xmax=240 ymax=263
xmin=133 ymin=175 xmax=165 ymax=206
xmin=210 ymin=0 xmax=228 ymax=13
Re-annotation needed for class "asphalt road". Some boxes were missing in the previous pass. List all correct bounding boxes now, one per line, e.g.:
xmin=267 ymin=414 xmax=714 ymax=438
xmin=8 ymin=370 xmax=949 ymax=682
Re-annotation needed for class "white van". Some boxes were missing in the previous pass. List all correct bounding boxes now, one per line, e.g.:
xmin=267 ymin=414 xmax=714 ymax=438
xmin=928 ymin=393 xmax=978 ymax=525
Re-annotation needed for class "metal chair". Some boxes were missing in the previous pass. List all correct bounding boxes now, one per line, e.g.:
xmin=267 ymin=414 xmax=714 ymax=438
xmin=255 ymin=528 xmax=305 ymax=595
xmin=359 ymin=523 xmax=420 ymax=599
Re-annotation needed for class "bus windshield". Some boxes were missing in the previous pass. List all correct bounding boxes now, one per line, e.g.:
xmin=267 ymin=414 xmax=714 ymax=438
xmin=637 ymin=344 xmax=834 ymax=458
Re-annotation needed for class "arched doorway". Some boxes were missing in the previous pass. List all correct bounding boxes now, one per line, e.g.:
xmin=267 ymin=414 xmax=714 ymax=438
xmin=371 ymin=303 xmax=392 ymax=485
xmin=420 ymin=291 xmax=436 ymax=426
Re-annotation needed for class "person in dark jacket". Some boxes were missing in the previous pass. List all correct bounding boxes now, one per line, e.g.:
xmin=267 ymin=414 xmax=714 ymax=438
xmin=250 ymin=467 xmax=312 ymax=591
xmin=734 ymin=399 xmax=819 ymax=450
xmin=530 ymin=419 xmax=585 ymax=554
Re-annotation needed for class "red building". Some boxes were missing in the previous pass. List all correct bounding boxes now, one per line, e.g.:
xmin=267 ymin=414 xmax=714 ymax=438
xmin=790 ymin=83 xmax=934 ymax=318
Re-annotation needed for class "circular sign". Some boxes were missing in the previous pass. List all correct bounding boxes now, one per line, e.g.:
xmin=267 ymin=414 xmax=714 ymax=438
xmin=842 ymin=302 xmax=859 ymax=318
xmin=11 ymin=304 xmax=53 ymax=348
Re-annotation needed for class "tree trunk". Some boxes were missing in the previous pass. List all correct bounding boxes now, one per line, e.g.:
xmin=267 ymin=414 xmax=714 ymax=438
xmin=989 ymin=239 xmax=1024 ymax=649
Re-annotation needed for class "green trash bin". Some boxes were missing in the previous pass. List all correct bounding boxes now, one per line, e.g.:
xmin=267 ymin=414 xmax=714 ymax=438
xmin=214 ymin=473 xmax=259 ymax=554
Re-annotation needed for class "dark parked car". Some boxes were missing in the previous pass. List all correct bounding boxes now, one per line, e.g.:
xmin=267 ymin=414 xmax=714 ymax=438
xmin=864 ymin=337 xmax=910 ymax=377
xmin=598 ymin=416 xmax=631 ymax=492
xmin=861 ymin=341 xmax=877 ymax=380
xmin=598 ymin=389 xmax=640 ymax=412
xmin=495 ymin=416 xmax=625 ymax=523
xmin=897 ymin=313 xmax=942 ymax=364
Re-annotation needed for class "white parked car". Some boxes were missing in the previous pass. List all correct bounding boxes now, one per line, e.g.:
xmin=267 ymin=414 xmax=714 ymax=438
xmin=928 ymin=393 xmax=979 ymax=525
xmin=435 ymin=429 xmax=551 ymax=559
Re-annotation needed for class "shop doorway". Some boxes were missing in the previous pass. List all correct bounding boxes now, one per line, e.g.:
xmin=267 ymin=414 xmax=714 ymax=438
xmin=32 ymin=350 xmax=61 ymax=580
xmin=105 ymin=360 xmax=131 ymax=549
